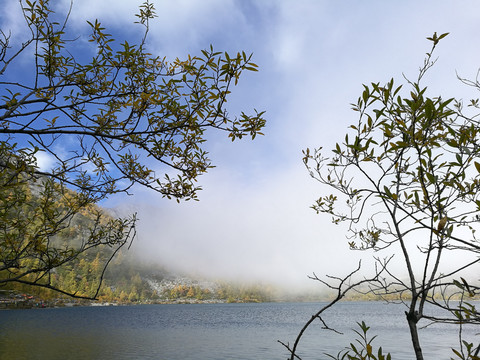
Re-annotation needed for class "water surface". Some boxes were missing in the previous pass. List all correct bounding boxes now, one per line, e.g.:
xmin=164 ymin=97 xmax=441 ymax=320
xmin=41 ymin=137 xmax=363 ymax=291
xmin=0 ymin=302 xmax=477 ymax=359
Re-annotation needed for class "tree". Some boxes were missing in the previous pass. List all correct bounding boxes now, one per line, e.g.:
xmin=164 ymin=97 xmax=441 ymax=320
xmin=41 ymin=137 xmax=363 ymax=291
xmin=0 ymin=0 xmax=265 ymax=298
xmin=286 ymin=33 xmax=480 ymax=360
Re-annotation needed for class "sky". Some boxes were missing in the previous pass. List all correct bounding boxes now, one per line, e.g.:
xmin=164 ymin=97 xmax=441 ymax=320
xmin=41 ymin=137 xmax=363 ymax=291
xmin=3 ymin=0 xmax=480 ymax=289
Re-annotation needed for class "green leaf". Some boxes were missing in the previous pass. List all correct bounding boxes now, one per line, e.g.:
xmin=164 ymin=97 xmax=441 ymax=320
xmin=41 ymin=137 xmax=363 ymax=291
xmin=383 ymin=186 xmax=392 ymax=198
xmin=424 ymin=98 xmax=434 ymax=119
xmin=475 ymin=161 xmax=480 ymax=173
xmin=438 ymin=32 xmax=449 ymax=40
xmin=451 ymin=348 xmax=462 ymax=358
xmin=425 ymin=172 xmax=436 ymax=184
xmin=335 ymin=143 xmax=341 ymax=154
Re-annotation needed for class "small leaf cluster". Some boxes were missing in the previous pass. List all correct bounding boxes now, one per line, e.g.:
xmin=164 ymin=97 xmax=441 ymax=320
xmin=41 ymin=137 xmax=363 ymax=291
xmin=326 ymin=322 xmax=391 ymax=360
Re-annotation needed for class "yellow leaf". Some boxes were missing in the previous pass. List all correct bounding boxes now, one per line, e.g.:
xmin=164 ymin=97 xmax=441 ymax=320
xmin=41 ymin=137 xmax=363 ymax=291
xmin=366 ymin=344 xmax=373 ymax=356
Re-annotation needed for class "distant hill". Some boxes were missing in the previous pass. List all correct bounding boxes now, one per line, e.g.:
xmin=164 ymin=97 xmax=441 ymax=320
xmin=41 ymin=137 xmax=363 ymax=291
xmin=0 ymin=173 xmax=328 ymax=305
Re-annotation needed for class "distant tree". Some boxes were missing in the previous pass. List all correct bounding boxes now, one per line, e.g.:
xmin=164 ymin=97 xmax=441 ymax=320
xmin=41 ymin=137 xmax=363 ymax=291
xmin=186 ymin=286 xmax=195 ymax=298
xmin=285 ymin=33 xmax=480 ymax=360
xmin=0 ymin=0 xmax=265 ymax=298
xmin=118 ymin=290 xmax=128 ymax=303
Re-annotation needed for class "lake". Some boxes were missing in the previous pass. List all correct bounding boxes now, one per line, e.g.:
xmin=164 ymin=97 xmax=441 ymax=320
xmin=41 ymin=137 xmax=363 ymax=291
xmin=0 ymin=301 xmax=477 ymax=359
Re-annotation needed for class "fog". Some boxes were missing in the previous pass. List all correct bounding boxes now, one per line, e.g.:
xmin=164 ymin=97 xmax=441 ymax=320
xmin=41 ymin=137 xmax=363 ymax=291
xmin=111 ymin=164 xmax=356 ymax=291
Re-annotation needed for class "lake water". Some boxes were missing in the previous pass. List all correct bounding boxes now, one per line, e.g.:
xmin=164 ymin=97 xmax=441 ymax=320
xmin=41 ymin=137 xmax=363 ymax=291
xmin=0 ymin=301 xmax=478 ymax=359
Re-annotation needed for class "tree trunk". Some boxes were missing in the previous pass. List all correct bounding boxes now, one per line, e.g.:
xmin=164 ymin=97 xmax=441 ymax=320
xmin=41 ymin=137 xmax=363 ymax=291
xmin=406 ymin=311 xmax=424 ymax=360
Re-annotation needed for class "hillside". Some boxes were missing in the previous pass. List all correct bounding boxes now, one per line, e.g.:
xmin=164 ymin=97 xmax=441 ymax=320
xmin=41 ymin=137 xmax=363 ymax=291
xmin=0 ymin=171 xmax=288 ymax=306
xmin=2 ymin=239 xmax=278 ymax=306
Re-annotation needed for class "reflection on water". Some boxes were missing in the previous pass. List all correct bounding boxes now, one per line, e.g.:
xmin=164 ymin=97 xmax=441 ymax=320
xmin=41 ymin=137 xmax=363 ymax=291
xmin=0 ymin=302 xmax=477 ymax=360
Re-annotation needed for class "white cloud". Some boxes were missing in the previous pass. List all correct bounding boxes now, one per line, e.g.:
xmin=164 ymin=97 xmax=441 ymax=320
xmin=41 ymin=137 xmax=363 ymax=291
xmin=34 ymin=151 xmax=56 ymax=172
xmin=0 ymin=0 xmax=28 ymax=38
xmin=58 ymin=0 xmax=142 ymax=27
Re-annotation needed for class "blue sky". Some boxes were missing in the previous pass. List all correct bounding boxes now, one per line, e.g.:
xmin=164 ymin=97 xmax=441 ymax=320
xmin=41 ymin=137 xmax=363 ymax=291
xmin=3 ymin=0 xmax=480 ymax=288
